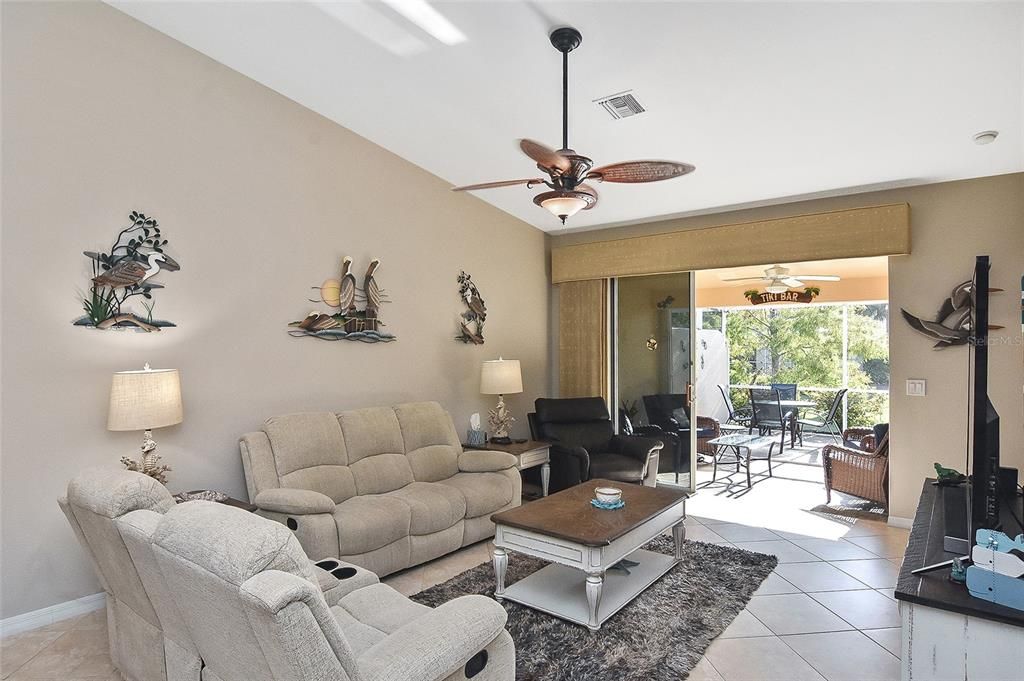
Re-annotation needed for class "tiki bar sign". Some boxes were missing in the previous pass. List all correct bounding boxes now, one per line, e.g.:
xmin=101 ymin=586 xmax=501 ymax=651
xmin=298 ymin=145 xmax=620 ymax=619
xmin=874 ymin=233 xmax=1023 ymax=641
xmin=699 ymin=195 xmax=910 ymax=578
xmin=744 ymin=288 xmax=820 ymax=305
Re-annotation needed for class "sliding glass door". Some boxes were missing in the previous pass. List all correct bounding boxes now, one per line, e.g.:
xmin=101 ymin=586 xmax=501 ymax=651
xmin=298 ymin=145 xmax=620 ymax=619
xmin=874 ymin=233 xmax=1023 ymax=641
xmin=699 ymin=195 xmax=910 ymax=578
xmin=613 ymin=272 xmax=697 ymax=491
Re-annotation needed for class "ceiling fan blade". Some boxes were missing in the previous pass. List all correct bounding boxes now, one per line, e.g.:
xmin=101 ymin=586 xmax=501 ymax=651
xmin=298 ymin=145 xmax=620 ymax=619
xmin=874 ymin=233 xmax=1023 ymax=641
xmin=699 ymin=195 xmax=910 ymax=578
xmin=793 ymin=275 xmax=841 ymax=282
xmin=452 ymin=178 xmax=545 ymax=192
xmin=587 ymin=160 xmax=695 ymax=183
xmin=519 ymin=139 xmax=572 ymax=174
xmin=721 ymin=276 xmax=767 ymax=283
xmin=781 ymin=277 xmax=805 ymax=287
xmin=577 ymin=182 xmax=599 ymax=210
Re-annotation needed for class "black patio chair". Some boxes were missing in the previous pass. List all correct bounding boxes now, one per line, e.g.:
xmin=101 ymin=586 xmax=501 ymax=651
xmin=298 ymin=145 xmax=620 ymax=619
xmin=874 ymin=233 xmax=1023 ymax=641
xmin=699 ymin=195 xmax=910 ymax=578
xmin=717 ymin=384 xmax=753 ymax=432
xmin=749 ymin=388 xmax=794 ymax=452
xmin=796 ymin=388 xmax=847 ymax=445
xmin=770 ymin=383 xmax=798 ymax=400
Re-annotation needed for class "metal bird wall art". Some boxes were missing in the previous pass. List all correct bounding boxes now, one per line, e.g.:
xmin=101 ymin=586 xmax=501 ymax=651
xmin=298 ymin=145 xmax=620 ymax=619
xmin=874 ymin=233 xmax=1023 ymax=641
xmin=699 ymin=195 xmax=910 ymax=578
xmin=456 ymin=271 xmax=487 ymax=344
xmin=291 ymin=255 xmax=395 ymax=343
xmin=73 ymin=211 xmax=180 ymax=332
xmin=901 ymin=278 xmax=1004 ymax=349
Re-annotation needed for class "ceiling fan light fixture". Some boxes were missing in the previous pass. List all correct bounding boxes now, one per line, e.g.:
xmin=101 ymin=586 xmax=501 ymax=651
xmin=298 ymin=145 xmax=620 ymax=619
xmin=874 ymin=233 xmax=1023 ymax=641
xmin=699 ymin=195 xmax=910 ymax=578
xmin=765 ymin=283 xmax=790 ymax=294
xmin=534 ymin=190 xmax=594 ymax=223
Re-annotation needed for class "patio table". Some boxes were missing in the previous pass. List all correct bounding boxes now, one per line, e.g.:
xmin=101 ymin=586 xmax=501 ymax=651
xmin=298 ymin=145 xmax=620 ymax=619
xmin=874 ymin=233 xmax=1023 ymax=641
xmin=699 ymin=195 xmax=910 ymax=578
xmin=706 ymin=433 xmax=780 ymax=488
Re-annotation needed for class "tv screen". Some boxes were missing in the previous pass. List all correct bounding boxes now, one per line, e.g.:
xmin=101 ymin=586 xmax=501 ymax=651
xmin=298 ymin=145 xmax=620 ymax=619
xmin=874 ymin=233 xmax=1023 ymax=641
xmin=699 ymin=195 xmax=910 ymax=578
xmin=969 ymin=256 xmax=1001 ymax=534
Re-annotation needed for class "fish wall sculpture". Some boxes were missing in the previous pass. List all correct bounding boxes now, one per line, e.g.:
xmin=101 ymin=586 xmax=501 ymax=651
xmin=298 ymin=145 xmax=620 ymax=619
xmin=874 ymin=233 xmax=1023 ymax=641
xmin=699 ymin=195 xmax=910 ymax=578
xmin=901 ymin=279 xmax=1003 ymax=349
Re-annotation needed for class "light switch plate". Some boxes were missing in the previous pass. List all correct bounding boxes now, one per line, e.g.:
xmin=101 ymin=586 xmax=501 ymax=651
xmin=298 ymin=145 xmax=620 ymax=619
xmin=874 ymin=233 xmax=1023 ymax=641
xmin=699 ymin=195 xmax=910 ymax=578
xmin=906 ymin=379 xmax=927 ymax=397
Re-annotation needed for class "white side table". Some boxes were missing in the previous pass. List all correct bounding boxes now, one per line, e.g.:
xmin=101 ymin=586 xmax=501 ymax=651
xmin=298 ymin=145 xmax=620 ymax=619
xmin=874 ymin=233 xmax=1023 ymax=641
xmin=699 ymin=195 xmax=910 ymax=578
xmin=463 ymin=440 xmax=551 ymax=497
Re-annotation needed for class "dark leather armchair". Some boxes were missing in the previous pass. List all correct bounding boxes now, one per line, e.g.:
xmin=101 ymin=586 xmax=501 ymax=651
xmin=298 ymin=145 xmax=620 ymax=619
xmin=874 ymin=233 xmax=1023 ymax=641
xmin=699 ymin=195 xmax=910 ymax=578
xmin=642 ymin=394 xmax=721 ymax=477
xmin=528 ymin=397 xmax=663 ymax=493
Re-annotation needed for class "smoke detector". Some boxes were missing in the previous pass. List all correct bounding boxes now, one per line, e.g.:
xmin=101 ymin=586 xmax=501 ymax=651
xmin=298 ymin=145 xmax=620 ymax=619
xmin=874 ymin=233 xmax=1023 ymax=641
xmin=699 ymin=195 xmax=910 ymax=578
xmin=594 ymin=91 xmax=645 ymax=120
xmin=973 ymin=130 xmax=999 ymax=145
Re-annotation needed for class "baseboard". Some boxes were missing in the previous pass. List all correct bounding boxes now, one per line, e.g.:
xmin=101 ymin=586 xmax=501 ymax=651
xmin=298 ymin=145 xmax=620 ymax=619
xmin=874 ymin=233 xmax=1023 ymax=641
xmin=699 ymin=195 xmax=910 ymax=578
xmin=0 ymin=592 xmax=106 ymax=638
xmin=888 ymin=516 xmax=913 ymax=529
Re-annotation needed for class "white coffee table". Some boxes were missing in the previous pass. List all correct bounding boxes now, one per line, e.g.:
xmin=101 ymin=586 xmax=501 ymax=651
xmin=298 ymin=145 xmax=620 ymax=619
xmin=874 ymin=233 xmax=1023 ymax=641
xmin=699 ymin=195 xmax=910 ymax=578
xmin=490 ymin=479 xmax=688 ymax=631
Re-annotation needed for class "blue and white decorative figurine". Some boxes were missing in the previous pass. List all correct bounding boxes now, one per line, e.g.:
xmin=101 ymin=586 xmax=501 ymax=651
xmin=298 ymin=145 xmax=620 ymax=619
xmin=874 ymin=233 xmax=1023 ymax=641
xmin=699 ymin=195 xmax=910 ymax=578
xmin=966 ymin=529 xmax=1024 ymax=611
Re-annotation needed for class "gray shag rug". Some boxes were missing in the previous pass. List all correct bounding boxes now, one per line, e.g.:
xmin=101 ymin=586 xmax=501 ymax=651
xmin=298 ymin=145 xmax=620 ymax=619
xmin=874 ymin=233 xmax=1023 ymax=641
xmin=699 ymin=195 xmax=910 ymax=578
xmin=412 ymin=536 xmax=777 ymax=680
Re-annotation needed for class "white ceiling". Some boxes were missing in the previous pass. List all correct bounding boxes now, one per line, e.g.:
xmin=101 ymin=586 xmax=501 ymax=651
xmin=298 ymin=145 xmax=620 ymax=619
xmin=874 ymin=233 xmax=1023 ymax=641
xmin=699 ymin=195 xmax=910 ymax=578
xmin=109 ymin=1 xmax=1024 ymax=233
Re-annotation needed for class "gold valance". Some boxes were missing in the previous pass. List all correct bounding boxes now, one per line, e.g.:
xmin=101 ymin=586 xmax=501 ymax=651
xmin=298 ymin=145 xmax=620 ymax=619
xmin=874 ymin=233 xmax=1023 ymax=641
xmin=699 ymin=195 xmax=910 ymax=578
xmin=551 ymin=203 xmax=910 ymax=283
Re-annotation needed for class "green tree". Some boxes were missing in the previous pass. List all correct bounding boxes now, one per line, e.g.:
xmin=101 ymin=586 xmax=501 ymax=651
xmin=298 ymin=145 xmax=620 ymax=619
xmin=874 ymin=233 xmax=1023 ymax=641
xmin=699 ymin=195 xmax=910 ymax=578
xmin=722 ymin=303 xmax=889 ymax=427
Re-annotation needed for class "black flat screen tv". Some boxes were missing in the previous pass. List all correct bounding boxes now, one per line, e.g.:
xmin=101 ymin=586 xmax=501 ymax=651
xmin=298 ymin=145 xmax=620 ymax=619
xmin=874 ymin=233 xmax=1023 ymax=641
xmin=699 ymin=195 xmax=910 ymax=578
xmin=969 ymin=255 xmax=1001 ymax=535
xmin=943 ymin=255 xmax=1001 ymax=555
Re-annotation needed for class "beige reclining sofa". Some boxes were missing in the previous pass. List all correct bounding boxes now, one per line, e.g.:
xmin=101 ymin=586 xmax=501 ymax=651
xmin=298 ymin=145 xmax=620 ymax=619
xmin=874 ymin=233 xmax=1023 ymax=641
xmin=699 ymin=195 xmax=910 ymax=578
xmin=240 ymin=401 xmax=521 ymax=575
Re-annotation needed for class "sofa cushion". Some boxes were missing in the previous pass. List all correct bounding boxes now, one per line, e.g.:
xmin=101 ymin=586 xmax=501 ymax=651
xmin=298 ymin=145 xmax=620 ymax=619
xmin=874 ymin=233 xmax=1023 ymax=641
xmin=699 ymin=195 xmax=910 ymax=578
xmin=340 ymin=408 xmax=415 ymax=494
xmin=349 ymin=454 xmax=415 ymax=496
xmin=405 ymin=444 xmax=460 ymax=483
xmin=333 ymin=495 xmax=411 ymax=555
xmin=329 ymin=605 xmax=385 ymax=657
xmin=280 ymin=466 xmax=356 ymax=505
xmin=386 ymin=482 xmax=466 ymax=536
xmin=338 ymin=583 xmax=431 ymax=635
xmin=339 ymin=407 xmax=405 ymax=463
xmin=265 ymin=413 xmax=355 ymax=503
xmin=395 ymin=402 xmax=461 ymax=482
xmin=439 ymin=472 xmax=514 ymax=518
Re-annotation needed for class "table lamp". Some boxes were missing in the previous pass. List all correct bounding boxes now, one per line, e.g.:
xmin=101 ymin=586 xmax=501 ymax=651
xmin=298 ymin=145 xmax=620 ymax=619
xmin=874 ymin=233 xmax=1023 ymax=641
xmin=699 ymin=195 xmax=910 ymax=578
xmin=108 ymin=363 xmax=182 ymax=484
xmin=480 ymin=357 xmax=522 ymax=444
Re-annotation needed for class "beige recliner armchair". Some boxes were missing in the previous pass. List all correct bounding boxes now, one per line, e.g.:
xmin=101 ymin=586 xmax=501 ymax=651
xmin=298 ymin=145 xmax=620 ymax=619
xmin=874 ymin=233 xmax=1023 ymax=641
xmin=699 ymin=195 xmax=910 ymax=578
xmin=60 ymin=467 xmax=381 ymax=681
xmin=151 ymin=500 xmax=516 ymax=681
xmin=59 ymin=467 xmax=185 ymax=681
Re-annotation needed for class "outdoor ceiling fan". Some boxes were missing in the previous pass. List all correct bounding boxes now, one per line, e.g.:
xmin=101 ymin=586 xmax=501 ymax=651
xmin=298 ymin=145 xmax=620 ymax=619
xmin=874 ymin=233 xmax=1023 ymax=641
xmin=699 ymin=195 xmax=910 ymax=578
xmin=451 ymin=26 xmax=695 ymax=224
xmin=723 ymin=265 xmax=841 ymax=294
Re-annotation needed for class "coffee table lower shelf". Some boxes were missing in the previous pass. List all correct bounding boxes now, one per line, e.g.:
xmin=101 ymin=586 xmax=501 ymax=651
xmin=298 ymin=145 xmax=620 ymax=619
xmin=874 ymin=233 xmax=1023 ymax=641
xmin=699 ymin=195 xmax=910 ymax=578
xmin=497 ymin=548 xmax=677 ymax=631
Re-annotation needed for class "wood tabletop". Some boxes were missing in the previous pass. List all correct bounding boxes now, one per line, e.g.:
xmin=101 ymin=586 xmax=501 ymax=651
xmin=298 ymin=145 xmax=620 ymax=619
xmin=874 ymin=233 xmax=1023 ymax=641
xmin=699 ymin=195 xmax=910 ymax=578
xmin=895 ymin=480 xmax=1024 ymax=628
xmin=491 ymin=479 xmax=688 ymax=547
xmin=463 ymin=439 xmax=550 ymax=455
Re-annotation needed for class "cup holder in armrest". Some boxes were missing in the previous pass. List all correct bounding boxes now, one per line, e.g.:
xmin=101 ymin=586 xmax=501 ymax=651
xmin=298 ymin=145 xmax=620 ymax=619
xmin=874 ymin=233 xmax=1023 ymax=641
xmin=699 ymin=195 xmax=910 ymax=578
xmin=332 ymin=567 xmax=357 ymax=580
xmin=315 ymin=560 xmax=339 ymax=571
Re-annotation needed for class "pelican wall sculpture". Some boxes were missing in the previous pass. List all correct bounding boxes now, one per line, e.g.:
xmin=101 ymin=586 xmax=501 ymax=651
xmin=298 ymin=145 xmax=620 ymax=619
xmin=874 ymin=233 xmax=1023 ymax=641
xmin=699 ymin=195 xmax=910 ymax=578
xmin=289 ymin=255 xmax=396 ymax=343
xmin=73 ymin=211 xmax=180 ymax=332
xmin=455 ymin=270 xmax=487 ymax=345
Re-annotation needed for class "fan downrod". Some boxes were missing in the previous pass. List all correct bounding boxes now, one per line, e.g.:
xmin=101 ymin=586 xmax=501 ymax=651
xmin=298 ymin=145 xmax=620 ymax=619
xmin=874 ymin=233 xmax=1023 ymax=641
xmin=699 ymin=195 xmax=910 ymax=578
xmin=549 ymin=27 xmax=582 ymax=54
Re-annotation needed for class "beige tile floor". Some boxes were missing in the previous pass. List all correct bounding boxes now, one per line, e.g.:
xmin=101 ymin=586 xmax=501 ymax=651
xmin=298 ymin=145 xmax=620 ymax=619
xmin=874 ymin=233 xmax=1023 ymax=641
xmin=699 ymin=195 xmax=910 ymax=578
xmin=1 ymin=438 xmax=908 ymax=681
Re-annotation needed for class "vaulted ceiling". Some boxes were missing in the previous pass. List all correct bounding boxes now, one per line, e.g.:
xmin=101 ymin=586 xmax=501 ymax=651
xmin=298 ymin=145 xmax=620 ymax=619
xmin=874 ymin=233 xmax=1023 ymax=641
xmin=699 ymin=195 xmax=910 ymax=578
xmin=110 ymin=1 xmax=1024 ymax=232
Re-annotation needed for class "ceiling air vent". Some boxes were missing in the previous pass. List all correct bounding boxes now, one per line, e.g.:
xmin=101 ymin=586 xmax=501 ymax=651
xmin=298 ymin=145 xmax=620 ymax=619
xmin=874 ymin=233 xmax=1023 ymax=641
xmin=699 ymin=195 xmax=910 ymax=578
xmin=595 ymin=91 xmax=645 ymax=120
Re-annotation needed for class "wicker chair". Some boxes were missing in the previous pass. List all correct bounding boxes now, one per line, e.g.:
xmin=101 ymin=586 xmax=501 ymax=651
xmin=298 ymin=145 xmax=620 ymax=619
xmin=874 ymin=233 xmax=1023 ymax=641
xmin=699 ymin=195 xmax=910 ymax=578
xmin=696 ymin=416 xmax=722 ymax=458
xmin=822 ymin=427 xmax=889 ymax=508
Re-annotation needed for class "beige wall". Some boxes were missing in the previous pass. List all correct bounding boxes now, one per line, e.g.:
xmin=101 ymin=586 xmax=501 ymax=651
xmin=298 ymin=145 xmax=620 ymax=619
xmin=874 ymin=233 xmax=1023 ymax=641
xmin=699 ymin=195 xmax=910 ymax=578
xmin=0 ymin=1 xmax=549 ymax=619
xmin=552 ymin=173 xmax=1024 ymax=521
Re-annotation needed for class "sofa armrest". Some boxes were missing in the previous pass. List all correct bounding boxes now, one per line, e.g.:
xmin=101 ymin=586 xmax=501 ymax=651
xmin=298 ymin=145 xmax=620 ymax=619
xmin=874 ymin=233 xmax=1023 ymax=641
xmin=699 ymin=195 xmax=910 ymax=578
xmin=311 ymin=558 xmax=379 ymax=604
xmin=458 ymin=450 xmax=518 ymax=473
xmin=253 ymin=488 xmax=335 ymax=515
xmin=550 ymin=444 xmax=590 ymax=486
xmin=358 ymin=595 xmax=507 ymax=681
xmin=610 ymin=435 xmax=664 ymax=462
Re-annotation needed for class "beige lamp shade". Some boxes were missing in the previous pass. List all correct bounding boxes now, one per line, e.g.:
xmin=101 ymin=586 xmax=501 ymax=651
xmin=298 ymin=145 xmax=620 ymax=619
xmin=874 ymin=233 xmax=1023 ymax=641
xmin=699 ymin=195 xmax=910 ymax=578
xmin=107 ymin=367 xmax=183 ymax=431
xmin=480 ymin=358 xmax=523 ymax=396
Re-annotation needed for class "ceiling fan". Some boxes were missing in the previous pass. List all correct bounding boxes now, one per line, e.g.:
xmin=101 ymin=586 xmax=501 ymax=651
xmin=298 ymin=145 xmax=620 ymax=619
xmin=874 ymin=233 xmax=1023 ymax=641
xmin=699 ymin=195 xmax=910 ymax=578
xmin=451 ymin=26 xmax=694 ymax=225
xmin=723 ymin=265 xmax=841 ymax=294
